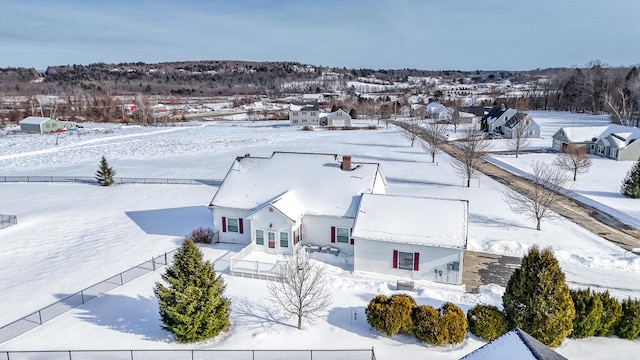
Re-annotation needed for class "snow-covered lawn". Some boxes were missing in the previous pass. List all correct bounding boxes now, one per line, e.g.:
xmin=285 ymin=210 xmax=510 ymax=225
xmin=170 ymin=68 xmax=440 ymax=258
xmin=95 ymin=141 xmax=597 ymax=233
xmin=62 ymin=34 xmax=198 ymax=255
xmin=1 ymin=115 xmax=639 ymax=358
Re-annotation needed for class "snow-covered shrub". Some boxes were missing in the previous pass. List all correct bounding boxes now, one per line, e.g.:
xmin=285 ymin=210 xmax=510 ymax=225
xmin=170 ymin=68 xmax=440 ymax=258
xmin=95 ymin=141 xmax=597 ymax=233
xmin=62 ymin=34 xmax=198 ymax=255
xmin=467 ymin=304 xmax=507 ymax=341
xmin=616 ymin=298 xmax=640 ymax=340
xmin=595 ymin=291 xmax=622 ymax=337
xmin=570 ymin=289 xmax=603 ymax=338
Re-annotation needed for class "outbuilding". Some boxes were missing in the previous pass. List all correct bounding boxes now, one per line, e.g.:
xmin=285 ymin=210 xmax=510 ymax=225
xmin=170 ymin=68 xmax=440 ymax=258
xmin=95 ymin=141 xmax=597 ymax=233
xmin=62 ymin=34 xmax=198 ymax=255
xmin=19 ymin=116 xmax=76 ymax=134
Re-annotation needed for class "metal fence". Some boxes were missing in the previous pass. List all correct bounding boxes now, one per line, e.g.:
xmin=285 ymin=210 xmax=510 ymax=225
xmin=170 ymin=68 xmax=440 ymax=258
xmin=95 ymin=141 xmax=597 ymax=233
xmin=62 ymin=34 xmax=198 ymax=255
xmin=0 ymin=214 xmax=17 ymax=229
xmin=0 ymin=176 xmax=221 ymax=186
xmin=0 ymin=250 xmax=179 ymax=344
xmin=0 ymin=348 xmax=376 ymax=360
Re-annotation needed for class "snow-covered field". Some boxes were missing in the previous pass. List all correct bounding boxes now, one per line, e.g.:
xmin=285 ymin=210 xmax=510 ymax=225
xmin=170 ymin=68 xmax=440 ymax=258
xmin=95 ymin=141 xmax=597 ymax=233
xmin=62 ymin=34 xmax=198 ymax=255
xmin=1 ymin=113 xmax=639 ymax=358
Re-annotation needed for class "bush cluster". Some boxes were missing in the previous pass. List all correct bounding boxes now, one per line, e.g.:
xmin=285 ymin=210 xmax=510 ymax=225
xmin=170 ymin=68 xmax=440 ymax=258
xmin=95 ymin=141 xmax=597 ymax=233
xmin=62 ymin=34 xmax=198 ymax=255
xmin=467 ymin=305 xmax=507 ymax=341
xmin=366 ymin=294 xmax=467 ymax=346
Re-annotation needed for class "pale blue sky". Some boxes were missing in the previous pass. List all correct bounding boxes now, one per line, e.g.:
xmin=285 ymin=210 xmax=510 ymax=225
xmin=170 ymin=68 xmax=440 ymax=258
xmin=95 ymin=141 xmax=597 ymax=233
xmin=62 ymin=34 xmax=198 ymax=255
xmin=1 ymin=0 xmax=638 ymax=71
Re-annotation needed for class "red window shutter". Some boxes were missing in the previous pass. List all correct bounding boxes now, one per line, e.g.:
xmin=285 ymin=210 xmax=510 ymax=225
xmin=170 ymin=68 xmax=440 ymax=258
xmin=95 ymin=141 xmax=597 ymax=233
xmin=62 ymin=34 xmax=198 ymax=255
xmin=239 ymin=218 xmax=244 ymax=234
xmin=350 ymin=228 xmax=354 ymax=245
xmin=293 ymin=230 xmax=297 ymax=245
xmin=222 ymin=217 xmax=227 ymax=232
xmin=393 ymin=250 xmax=398 ymax=269
xmin=331 ymin=226 xmax=336 ymax=243
xmin=414 ymin=253 xmax=420 ymax=271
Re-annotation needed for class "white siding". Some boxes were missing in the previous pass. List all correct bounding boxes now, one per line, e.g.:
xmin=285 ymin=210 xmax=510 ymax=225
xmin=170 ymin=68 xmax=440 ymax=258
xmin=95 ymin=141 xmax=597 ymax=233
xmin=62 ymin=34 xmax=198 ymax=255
xmin=301 ymin=215 xmax=355 ymax=256
xmin=248 ymin=206 xmax=295 ymax=255
xmin=213 ymin=208 xmax=251 ymax=244
xmin=354 ymin=239 xmax=463 ymax=284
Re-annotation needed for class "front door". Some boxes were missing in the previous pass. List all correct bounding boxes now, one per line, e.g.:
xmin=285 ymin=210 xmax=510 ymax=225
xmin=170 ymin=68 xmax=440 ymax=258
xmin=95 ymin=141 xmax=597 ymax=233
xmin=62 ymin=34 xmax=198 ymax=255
xmin=267 ymin=231 xmax=276 ymax=252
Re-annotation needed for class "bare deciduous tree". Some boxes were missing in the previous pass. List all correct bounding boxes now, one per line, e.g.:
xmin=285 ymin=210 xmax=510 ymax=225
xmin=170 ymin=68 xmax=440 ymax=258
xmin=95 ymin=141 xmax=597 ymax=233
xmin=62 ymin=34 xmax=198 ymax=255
xmin=421 ymin=120 xmax=448 ymax=163
xmin=552 ymin=144 xmax=592 ymax=181
xmin=505 ymin=120 xmax=532 ymax=158
xmin=451 ymin=127 xmax=491 ymax=187
xmin=403 ymin=118 xmax=420 ymax=147
xmin=267 ymin=248 xmax=332 ymax=330
xmin=503 ymin=161 xmax=572 ymax=230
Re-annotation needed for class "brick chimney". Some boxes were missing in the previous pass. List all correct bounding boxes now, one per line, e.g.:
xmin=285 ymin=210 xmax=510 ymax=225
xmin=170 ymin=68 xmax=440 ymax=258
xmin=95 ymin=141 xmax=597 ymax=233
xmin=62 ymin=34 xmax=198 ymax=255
xmin=341 ymin=155 xmax=352 ymax=171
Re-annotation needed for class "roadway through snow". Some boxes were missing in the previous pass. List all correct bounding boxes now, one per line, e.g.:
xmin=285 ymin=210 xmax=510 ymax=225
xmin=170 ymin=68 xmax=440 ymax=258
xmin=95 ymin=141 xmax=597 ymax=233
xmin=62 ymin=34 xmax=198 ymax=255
xmin=394 ymin=121 xmax=640 ymax=293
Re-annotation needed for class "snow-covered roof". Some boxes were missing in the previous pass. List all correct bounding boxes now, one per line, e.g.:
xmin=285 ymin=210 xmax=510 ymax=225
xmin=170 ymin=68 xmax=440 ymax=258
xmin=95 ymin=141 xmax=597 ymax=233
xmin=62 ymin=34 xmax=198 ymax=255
xmin=352 ymin=194 xmax=467 ymax=248
xmin=461 ymin=328 xmax=567 ymax=360
xmin=560 ymin=124 xmax=640 ymax=144
xmin=19 ymin=116 xmax=52 ymax=125
xmin=210 ymin=152 xmax=385 ymax=218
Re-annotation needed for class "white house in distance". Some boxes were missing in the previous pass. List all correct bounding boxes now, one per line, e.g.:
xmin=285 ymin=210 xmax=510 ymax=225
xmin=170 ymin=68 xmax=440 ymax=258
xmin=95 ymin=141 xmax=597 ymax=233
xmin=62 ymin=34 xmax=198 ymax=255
xmin=19 ymin=116 xmax=76 ymax=134
xmin=502 ymin=112 xmax=541 ymax=139
xmin=209 ymin=151 xmax=467 ymax=284
xmin=320 ymin=108 xmax=352 ymax=127
xmin=289 ymin=102 xmax=320 ymax=126
xmin=551 ymin=124 xmax=640 ymax=161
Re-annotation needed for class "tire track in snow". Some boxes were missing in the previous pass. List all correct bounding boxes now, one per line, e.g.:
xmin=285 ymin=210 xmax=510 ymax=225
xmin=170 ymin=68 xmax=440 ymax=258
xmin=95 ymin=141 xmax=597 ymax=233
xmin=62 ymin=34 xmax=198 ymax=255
xmin=0 ymin=126 xmax=191 ymax=161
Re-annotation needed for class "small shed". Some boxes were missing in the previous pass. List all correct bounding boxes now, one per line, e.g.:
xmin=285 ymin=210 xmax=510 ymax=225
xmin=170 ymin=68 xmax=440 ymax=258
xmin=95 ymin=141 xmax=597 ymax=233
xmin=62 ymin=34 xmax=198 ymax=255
xmin=19 ymin=116 xmax=76 ymax=134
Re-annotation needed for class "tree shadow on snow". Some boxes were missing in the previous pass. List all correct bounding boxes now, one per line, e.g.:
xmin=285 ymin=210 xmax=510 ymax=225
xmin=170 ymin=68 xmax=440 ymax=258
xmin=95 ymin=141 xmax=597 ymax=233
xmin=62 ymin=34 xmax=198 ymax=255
xmin=468 ymin=213 xmax=530 ymax=230
xmin=232 ymin=296 xmax=297 ymax=332
xmin=66 ymin=293 xmax=173 ymax=342
xmin=126 ymin=206 xmax=211 ymax=237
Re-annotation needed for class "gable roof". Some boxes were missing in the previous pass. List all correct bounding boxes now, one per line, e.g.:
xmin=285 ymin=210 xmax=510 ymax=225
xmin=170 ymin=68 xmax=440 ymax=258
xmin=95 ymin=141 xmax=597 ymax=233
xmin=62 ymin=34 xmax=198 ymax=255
xmin=460 ymin=328 xmax=567 ymax=360
xmin=352 ymin=194 xmax=467 ymax=249
xmin=210 ymin=152 xmax=386 ymax=218
xmin=19 ymin=116 xmax=52 ymax=125
xmin=558 ymin=124 xmax=640 ymax=144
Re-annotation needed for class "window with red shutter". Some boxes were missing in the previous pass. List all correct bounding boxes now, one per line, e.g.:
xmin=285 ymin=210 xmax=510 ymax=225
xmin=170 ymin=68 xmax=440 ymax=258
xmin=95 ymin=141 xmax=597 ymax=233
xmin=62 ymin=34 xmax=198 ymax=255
xmin=392 ymin=250 xmax=398 ymax=269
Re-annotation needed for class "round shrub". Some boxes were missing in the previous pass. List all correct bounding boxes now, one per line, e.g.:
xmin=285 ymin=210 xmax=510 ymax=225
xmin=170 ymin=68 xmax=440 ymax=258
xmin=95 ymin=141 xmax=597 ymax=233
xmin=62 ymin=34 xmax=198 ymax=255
xmin=467 ymin=304 xmax=507 ymax=341
xmin=595 ymin=291 xmax=622 ymax=337
xmin=616 ymin=298 xmax=640 ymax=340
xmin=439 ymin=302 xmax=468 ymax=345
xmin=365 ymin=294 xmax=417 ymax=337
xmin=389 ymin=294 xmax=417 ymax=335
xmin=412 ymin=305 xmax=442 ymax=345
xmin=570 ymin=289 xmax=603 ymax=338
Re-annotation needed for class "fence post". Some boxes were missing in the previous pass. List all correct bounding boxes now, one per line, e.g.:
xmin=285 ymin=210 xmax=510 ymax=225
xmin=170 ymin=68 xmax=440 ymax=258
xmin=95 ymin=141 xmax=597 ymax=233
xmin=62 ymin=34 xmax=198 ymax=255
xmin=81 ymin=291 xmax=85 ymax=304
xmin=152 ymin=257 xmax=156 ymax=271
xmin=164 ymin=252 xmax=167 ymax=265
xmin=120 ymin=273 xmax=124 ymax=285
xmin=38 ymin=311 xmax=43 ymax=325
xmin=130 ymin=349 xmax=134 ymax=360
xmin=69 ymin=350 xmax=72 ymax=360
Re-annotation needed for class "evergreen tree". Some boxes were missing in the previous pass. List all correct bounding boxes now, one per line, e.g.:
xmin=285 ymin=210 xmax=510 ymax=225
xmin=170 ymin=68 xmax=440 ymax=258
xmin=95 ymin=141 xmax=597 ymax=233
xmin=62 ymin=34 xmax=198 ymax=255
xmin=570 ymin=288 xmax=603 ymax=338
xmin=95 ymin=155 xmax=116 ymax=186
xmin=503 ymin=246 xmax=575 ymax=347
xmin=154 ymin=239 xmax=230 ymax=343
xmin=620 ymin=158 xmax=640 ymax=198
xmin=595 ymin=291 xmax=622 ymax=337
xmin=349 ymin=108 xmax=357 ymax=119
xmin=616 ymin=298 xmax=640 ymax=340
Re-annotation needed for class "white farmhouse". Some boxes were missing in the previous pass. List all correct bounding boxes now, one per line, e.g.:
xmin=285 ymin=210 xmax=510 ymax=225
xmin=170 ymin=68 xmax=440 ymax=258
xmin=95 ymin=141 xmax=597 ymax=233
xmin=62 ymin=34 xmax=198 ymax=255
xmin=209 ymin=152 xmax=467 ymax=284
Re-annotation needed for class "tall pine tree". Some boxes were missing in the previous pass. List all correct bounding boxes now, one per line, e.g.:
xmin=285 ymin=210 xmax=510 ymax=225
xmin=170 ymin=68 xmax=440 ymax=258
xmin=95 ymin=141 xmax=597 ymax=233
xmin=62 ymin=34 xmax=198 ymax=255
xmin=503 ymin=246 xmax=575 ymax=347
xmin=620 ymin=158 xmax=640 ymax=198
xmin=95 ymin=155 xmax=116 ymax=186
xmin=154 ymin=239 xmax=230 ymax=343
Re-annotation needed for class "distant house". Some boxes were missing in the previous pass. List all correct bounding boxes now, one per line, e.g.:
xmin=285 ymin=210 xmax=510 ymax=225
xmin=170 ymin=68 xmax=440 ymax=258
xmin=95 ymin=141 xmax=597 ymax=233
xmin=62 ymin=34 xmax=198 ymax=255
xmin=460 ymin=328 xmax=567 ymax=360
xmin=551 ymin=125 xmax=640 ymax=161
xmin=209 ymin=152 xmax=467 ymax=285
xmin=320 ymin=108 xmax=352 ymax=127
xmin=19 ymin=116 xmax=76 ymax=134
xmin=502 ymin=112 xmax=541 ymax=139
xmin=481 ymin=104 xmax=516 ymax=133
xmin=289 ymin=102 xmax=320 ymax=126
xmin=426 ymin=102 xmax=453 ymax=121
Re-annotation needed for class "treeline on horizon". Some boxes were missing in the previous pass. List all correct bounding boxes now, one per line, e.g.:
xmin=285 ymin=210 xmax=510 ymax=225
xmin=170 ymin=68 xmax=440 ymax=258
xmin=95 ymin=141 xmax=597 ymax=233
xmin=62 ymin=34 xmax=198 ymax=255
xmin=0 ymin=60 xmax=639 ymax=127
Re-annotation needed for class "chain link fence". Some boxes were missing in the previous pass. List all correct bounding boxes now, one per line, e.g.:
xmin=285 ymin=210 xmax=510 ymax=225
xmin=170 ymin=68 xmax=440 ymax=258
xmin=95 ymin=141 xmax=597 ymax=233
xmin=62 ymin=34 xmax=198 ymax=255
xmin=0 ymin=250 xmax=178 ymax=344
xmin=0 ymin=214 xmax=17 ymax=229
xmin=0 ymin=176 xmax=221 ymax=185
xmin=0 ymin=348 xmax=376 ymax=360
